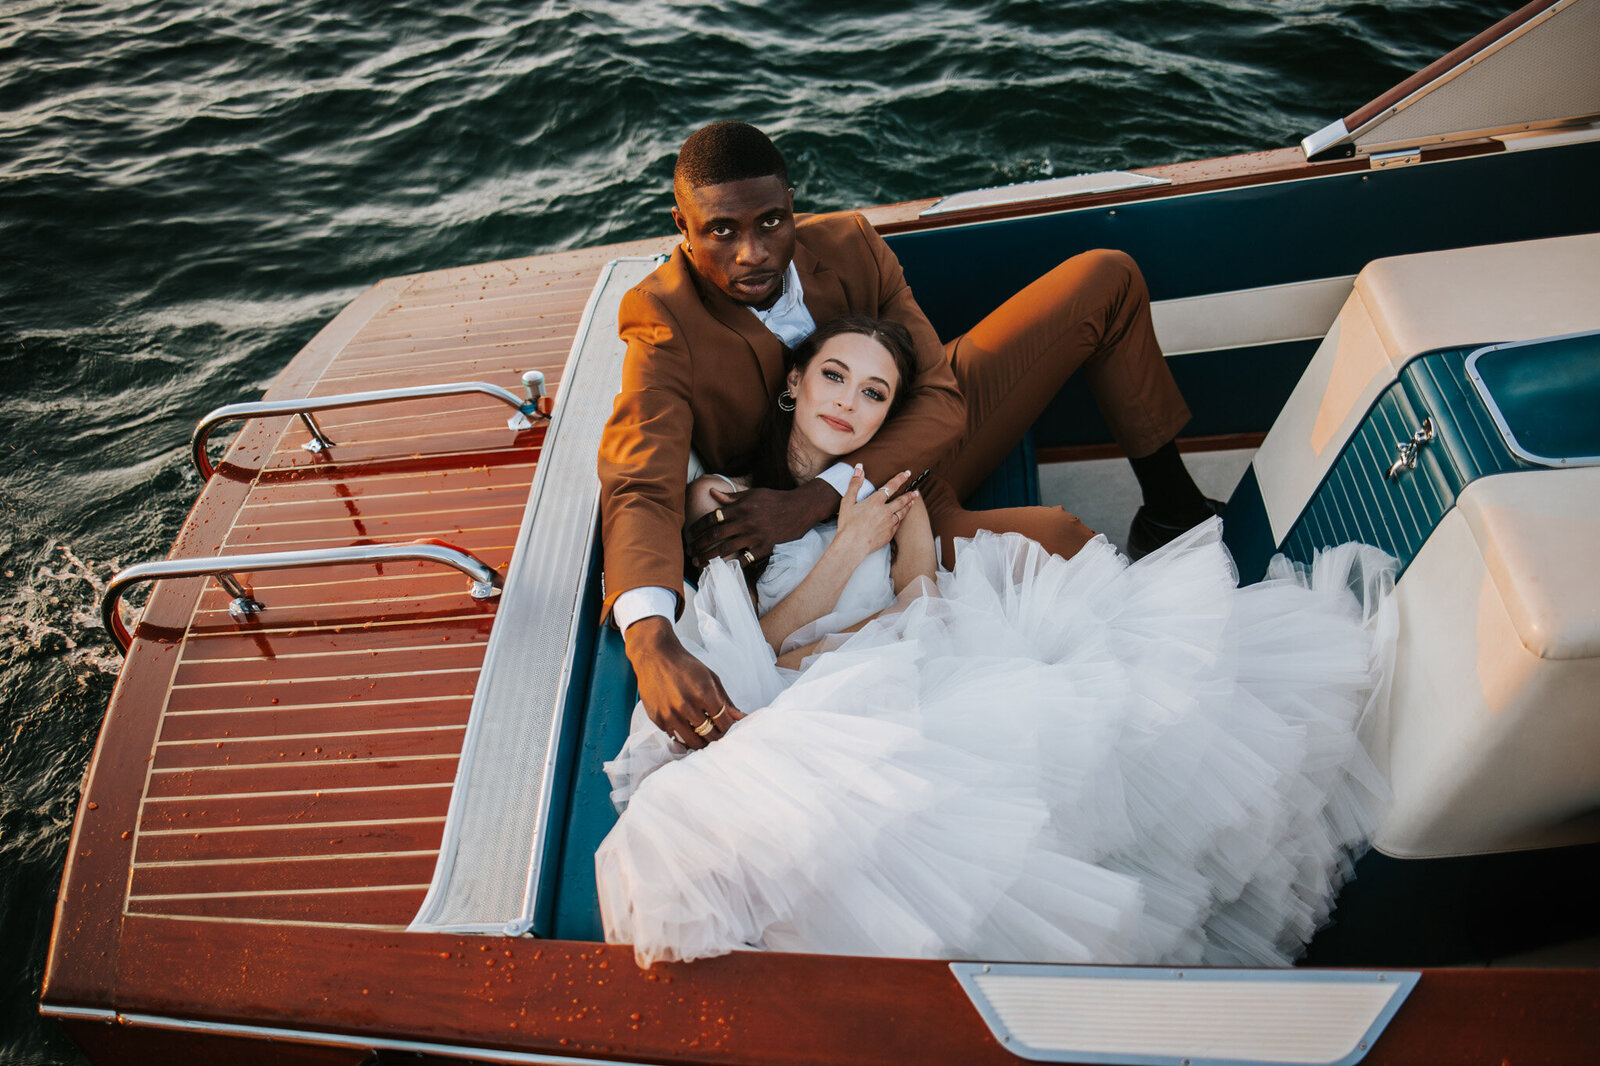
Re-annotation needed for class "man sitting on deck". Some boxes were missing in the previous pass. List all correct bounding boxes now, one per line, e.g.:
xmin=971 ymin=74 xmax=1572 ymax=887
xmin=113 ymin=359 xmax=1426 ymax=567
xmin=597 ymin=120 xmax=1217 ymax=748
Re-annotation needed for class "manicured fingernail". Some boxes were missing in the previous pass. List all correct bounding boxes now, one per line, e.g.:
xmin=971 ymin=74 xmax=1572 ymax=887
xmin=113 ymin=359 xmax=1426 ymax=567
xmin=854 ymin=463 xmax=863 ymax=474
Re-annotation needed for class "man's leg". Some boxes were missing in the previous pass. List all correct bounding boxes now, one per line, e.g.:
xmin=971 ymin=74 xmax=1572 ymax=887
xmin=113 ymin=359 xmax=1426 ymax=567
xmin=938 ymin=248 xmax=1190 ymax=496
xmin=935 ymin=248 xmax=1212 ymax=556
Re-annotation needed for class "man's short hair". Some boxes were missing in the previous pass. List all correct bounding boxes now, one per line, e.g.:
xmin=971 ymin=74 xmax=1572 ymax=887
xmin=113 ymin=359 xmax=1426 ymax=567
xmin=674 ymin=121 xmax=788 ymax=192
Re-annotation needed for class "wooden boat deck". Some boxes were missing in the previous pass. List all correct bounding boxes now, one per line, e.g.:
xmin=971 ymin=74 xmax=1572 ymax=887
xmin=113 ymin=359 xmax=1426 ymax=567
xmin=70 ymin=236 xmax=676 ymax=936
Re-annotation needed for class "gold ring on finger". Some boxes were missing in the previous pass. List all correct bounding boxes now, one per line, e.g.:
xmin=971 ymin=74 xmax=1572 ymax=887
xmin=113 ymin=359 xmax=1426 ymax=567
xmin=741 ymin=549 xmax=756 ymax=565
xmin=693 ymin=718 xmax=715 ymax=737
xmin=714 ymin=508 xmax=725 ymax=524
xmin=708 ymin=703 xmax=727 ymax=721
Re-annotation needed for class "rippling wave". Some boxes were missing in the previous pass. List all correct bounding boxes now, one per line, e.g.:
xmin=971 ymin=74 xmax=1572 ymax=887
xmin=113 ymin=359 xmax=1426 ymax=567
xmin=0 ymin=1 xmax=1518 ymax=1060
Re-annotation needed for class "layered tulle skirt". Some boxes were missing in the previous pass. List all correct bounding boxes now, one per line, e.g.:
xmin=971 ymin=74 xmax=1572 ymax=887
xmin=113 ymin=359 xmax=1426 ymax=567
xmin=596 ymin=521 xmax=1395 ymax=968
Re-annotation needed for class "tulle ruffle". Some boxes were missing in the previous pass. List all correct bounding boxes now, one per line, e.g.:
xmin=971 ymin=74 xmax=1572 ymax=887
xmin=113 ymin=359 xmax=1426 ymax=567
xmin=597 ymin=520 xmax=1394 ymax=968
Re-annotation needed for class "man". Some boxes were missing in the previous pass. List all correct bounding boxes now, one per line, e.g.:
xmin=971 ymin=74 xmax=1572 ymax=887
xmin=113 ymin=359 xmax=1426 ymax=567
xmin=598 ymin=121 xmax=1216 ymax=749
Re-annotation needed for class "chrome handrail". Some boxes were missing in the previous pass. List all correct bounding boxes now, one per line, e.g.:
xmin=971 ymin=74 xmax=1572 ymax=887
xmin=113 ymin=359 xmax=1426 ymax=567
xmin=101 ymin=540 xmax=503 ymax=654
xmin=191 ymin=373 xmax=549 ymax=479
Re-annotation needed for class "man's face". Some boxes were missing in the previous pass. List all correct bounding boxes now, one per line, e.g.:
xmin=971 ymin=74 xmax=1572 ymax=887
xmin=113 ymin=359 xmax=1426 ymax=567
xmin=671 ymin=175 xmax=796 ymax=310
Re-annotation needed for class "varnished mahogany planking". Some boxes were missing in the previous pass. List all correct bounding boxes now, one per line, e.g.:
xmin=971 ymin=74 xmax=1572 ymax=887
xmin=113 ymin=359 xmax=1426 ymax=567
xmin=45 ymin=252 xmax=605 ymax=1021
xmin=134 ymin=818 xmax=446 ymax=864
xmin=138 ymin=783 xmax=454 ymax=833
xmin=155 ymin=697 xmax=475 ymax=746
xmin=151 ymin=726 xmax=469 ymax=771
xmin=97 ymin=917 xmax=1600 ymax=1065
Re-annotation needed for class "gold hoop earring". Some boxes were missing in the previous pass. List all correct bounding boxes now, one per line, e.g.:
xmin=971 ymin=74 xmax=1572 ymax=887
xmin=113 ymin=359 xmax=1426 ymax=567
xmin=778 ymin=389 xmax=796 ymax=412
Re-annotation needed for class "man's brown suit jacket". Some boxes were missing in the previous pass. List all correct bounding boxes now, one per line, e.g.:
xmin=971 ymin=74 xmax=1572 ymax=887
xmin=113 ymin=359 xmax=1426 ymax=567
xmin=598 ymin=211 xmax=965 ymax=619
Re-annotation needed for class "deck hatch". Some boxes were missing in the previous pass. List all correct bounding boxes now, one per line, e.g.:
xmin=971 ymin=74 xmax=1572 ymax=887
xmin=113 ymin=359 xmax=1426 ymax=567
xmin=951 ymin=963 xmax=1418 ymax=1066
xmin=409 ymin=256 xmax=661 ymax=935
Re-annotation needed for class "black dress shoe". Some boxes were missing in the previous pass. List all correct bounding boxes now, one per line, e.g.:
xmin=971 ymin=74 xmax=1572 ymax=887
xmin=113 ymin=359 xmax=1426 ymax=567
xmin=1126 ymin=498 xmax=1225 ymax=560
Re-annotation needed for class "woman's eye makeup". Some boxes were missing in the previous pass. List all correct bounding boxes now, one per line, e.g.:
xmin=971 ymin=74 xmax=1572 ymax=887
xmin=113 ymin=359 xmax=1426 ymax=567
xmin=822 ymin=368 xmax=844 ymax=382
xmin=863 ymin=387 xmax=886 ymax=402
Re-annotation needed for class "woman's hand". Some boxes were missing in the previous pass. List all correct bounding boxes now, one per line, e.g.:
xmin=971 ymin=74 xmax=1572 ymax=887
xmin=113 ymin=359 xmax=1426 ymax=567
xmin=891 ymin=487 xmax=937 ymax=593
xmin=756 ymin=467 xmax=913 ymax=655
xmin=833 ymin=466 xmax=915 ymax=562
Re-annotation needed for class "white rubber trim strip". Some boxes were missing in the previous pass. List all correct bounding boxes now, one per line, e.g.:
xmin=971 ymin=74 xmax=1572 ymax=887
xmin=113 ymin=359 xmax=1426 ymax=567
xmin=409 ymin=256 xmax=661 ymax=935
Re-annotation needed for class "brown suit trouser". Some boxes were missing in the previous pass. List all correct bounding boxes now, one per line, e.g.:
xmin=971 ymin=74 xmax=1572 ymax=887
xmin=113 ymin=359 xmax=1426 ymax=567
xmin=922 ymin=248 xmax=1190 ymax=564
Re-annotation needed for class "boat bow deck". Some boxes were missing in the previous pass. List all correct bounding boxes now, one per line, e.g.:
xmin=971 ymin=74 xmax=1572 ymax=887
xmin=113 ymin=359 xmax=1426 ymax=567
xmin=52 ymin=237 xmax=670 ymax=950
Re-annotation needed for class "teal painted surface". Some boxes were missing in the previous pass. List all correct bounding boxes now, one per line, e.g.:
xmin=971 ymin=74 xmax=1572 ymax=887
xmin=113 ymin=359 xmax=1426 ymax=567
xmin=1221 ymin=465 xmax=1276 ymax=585
xmin=550 ymin=621 xmax=637 ymax=943
xmin=1470 ymin=331 xmax=1600 ymax=465
xmin=962 ymin=433 xmax=1042 ymax=511
xmin=1037 ymin=338 xmax=1323 ymax=447
xmin=1279 ymin=346 xmax=1527 ymax=576
xmin=1304 ymin=842 xmax=1600 ymax=967
xmin=888 ymin=140 xmax=1600 ymax=340
xmin=533 ymin=547 xmax=606 ymax=938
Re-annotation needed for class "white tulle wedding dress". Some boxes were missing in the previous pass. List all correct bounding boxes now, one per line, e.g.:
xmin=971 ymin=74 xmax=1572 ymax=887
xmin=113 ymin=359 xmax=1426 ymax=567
xmin=595 ymin=519 xmax=1395 ymax=969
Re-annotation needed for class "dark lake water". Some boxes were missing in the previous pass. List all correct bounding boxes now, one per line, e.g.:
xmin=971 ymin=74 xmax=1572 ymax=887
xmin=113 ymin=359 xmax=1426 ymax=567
xmin=0 ymin=1 xmax=1517 ymax=1060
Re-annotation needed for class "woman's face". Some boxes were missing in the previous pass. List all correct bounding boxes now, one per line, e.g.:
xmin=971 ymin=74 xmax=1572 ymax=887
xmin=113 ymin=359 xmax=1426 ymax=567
xmin=787 ymin=332 xmax=901 ymax=473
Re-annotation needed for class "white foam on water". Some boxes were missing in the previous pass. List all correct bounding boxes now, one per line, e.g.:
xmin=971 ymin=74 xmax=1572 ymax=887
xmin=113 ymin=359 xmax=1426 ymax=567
xmin=2 ymin=541 xmax=125 ymax=677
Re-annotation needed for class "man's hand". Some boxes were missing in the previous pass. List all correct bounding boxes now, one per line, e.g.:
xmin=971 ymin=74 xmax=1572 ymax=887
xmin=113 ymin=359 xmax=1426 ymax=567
xmin=623 ymin=615 xmax=745 ymax=747
xmin=686 ymin=478 xmax=838 ymax=568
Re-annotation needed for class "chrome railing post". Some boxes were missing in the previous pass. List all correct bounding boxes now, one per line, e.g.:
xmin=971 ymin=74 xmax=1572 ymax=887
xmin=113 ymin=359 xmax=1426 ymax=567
xmin=191 ymin=379 xmax=549 ymax=479
xmin=296 ymin=411 xmax=335 ymax=454
xmin=100 ymin=541 xmax=503 ymax=654
xmin=213 ymin=573 xmax=265 ymax=619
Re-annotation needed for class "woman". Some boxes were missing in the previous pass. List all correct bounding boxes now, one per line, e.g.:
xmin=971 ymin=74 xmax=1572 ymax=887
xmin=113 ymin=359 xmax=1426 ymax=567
xmin=596 ymin=315 xmax=1395 ymax=970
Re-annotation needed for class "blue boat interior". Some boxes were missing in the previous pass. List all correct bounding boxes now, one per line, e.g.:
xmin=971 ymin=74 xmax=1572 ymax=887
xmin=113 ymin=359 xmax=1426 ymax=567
xmin=537 ymin=140 xmax=1600 ymax=961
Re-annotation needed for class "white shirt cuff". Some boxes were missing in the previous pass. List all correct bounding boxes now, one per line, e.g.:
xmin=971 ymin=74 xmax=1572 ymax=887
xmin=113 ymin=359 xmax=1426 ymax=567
xmin=818 ymin=461 xmax=875 ymax=501
xmin=613 ymin=585 xmax=678 ymax=632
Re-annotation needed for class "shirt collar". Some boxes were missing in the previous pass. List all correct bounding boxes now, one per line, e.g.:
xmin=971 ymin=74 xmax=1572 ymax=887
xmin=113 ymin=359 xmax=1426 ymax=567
xmin=754 ymin=260 xmax=805 ymax=321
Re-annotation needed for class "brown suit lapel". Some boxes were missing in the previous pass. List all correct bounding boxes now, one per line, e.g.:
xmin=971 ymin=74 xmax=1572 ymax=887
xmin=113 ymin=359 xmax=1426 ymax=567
xmin=795 ymin=236 xmax=845 ymax=326
xmin=690 ymin=268 xmax=786 ymax=396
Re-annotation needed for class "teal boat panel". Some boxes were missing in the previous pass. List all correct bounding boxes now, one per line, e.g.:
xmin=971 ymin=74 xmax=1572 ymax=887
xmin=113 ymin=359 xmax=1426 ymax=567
xmin=1033 ymin=338 xmax=1322 ymax=448
xmin=888 ymin=140 xmax=1600 ymax=334
xmin=886 ymin=139 xmax=1600 ymax=446
xmin=1226 ymin=345 xmax=1541 ymax=585
xmin=548 ymin=618 xmax=636 ymax=943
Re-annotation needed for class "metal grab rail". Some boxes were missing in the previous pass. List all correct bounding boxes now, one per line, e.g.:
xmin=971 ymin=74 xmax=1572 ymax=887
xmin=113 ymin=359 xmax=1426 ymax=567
xmin=101 ymin=540 xmax=503 ymax=654
xmin=191 ymin=372 xmax=549 ymax=479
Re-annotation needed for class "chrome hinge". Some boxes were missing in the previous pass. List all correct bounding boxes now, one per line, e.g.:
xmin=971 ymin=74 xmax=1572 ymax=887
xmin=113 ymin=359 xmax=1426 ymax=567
xmin=1371 ymin=148 xmax=1423 ymax=169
